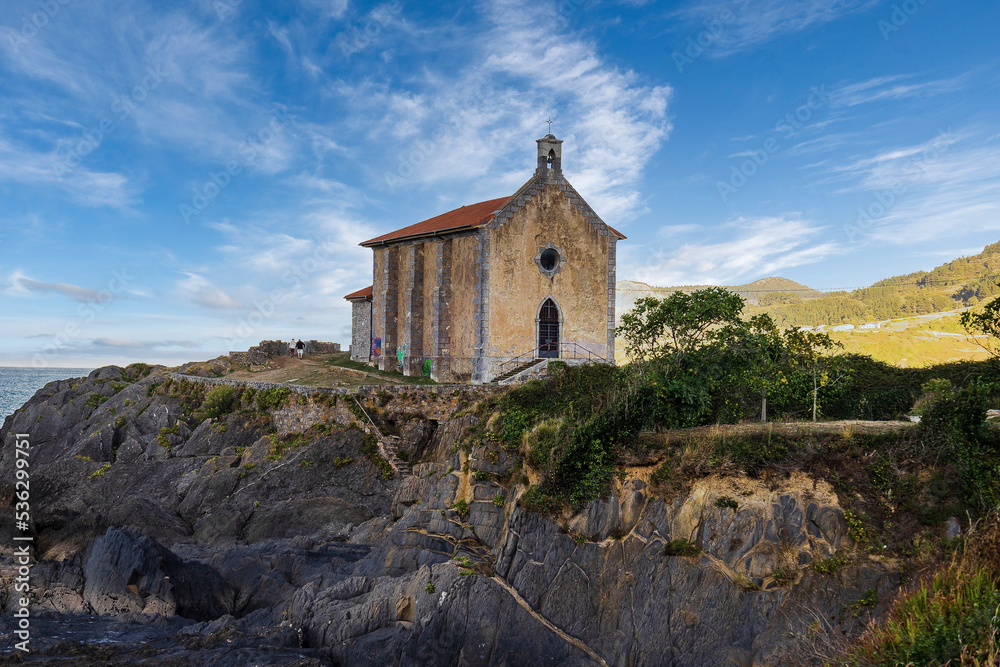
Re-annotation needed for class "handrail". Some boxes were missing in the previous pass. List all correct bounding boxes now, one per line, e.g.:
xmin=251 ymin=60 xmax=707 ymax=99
xmin=495 ymin=342 xmax=608 ymax=379
xmin=497 ymin=348 xmax=539 ymax=378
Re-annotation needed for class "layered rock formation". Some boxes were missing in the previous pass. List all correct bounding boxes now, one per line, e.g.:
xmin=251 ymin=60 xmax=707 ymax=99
xmin=0 ymin=366 xmax=897 ymax=665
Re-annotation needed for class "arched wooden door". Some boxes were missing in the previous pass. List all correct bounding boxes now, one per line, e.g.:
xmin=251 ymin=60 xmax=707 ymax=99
xmin=538 ymin=298 xmax=560 ymax=358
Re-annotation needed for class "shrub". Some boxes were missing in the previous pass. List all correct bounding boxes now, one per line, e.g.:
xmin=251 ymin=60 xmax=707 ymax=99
xmin=844 ymin=509 xmax=871 ymax=545
xmin=266 ymin=433 xmax=309 ymax=460
xmin=663 ymin=538 xmax=701 ymax=558
xmin=451 ymin=500 xmax=470 ymax=517
xmin=473 ymin=470 xmax=490 ymax=481
xmin=526 ymin=418 xmax=562 ymax=470
xmin=714 ymin=496 xmax=739 ymax=510
xmin=198 ymin=385 xmax=238 ymax=420
xmin=519 ymin=485 xmax=560 ymax=515
xmin=812 ymin=554 xmax=850 ymax=575
xmin=492 ymin=493 xmax=506 ymax=507
xmin=256 ymin=387 xmax=292 ymax=411
xmin=425 ymin=582 xmax=436 ymax=594
xmin=333 ymin=456 xmax=354 ymax=468
xmin=650 ymin=460 xmax=672 ymax=486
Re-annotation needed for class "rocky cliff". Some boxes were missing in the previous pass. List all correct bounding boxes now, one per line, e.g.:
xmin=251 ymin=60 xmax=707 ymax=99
xmin=0 ymin=365 xmax=904 ymax=665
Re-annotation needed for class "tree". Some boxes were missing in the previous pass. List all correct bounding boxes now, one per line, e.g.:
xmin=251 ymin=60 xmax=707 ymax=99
xmin=724 ymin=314 xmax=788 ymax=423
xmin=786 ymin=328 xmax=845 ymax=422
xmin=960 ymin=294 xmax=1000 ymax=360
xmin=618 ymin=287 xmax=745 ymax=369
xmin=618 ymin=288 xmax=745 ymax=428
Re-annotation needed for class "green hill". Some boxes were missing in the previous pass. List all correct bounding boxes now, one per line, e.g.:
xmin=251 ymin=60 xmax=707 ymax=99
xmin=751 ymin=241 xmax=1000 ymax=327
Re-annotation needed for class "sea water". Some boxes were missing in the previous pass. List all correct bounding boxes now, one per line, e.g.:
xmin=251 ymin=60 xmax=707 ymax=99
xmin=0 ymin=367 xmax=94 ymax=420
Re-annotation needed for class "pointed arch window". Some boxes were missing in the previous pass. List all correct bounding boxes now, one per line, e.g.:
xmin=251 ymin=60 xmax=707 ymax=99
xmin=538 ymin=298 xmax=560 ymax=358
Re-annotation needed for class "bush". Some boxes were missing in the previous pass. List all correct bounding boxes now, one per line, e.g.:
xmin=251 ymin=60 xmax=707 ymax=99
xmin=451 ymin=500 xmax=470 ymax=517
xmin=197 ymin=385 xmax=238 ymax=421
xmin=257 ymin=387 xmax=292 ymax=411
xmin=714 ymin=496 xmax=739 ymax=510
xmin=663 ymin=538 xmax=701 ymax=558
xmin=520 ymin=485 xmax=560 ymax=515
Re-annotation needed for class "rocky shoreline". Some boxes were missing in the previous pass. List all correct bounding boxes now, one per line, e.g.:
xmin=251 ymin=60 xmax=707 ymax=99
xmin=0 ymin=364 xmax=901 ymax=665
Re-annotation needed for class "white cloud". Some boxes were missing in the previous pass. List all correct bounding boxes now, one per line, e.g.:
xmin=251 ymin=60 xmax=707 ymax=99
xmin=625 ymin=216 xmax=840 ymax=286
xmin=177 ymin=272 xmax=243 ymax=309
xmin=336 ymin=0 xmax=671 ymax=223
xmin=829 ymin=75 xmax=966 ymax=108
xmin=828 ymin=130 xmax=1000 ymax=245
xmin=673 ymin=0 xmax=881 ymax=57
xmin=16 ymin=277 xmax=107 ymax=303
xmin=0 ymin=135 xmax=135 ymax=208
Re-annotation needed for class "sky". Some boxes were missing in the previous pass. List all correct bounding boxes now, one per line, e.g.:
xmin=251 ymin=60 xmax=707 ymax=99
xmin=1 ymin=0 xmax=999 ymax=368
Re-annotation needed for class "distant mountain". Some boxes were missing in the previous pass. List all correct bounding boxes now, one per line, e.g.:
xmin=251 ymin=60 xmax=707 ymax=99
xmin=616 ymin=276 xmax=822 ymax=322
xmin=617 ymin=240 xmax=1000 ymax=328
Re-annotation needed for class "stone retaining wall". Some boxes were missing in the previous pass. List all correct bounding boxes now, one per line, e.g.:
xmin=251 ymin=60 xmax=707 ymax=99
xmin=170 ymin=373 xmax=500 ymax=430
xmin=229 ymin=340 xmax=342 ymax=366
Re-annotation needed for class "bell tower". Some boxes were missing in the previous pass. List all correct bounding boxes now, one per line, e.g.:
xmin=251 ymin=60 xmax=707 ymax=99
xmin=535 ymin=133 xmax=563 ymax=176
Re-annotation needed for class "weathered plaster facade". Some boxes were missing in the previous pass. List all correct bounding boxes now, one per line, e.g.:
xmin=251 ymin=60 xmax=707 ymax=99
xmin=347 ymin=134 xmax=623 ymax=384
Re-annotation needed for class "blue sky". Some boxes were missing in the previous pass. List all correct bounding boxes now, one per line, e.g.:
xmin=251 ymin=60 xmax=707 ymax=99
xmin=1 ymin=0 xmax=999 ymax=367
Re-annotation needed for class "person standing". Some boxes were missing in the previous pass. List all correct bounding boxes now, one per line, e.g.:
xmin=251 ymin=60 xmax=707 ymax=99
xmin=295 ymin=339 xmax=305 ymax=359
xmin=289 ymin=339 xmax=296 ymax=357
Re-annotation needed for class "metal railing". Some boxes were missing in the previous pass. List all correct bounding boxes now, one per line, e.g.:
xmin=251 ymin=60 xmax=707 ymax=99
xmin=494 ymin=342 xmax=608 ymax=379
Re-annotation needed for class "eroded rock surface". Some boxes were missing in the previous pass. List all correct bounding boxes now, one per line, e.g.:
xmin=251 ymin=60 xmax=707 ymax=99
xmin=0 ymin=367 xmax=898 ymax=665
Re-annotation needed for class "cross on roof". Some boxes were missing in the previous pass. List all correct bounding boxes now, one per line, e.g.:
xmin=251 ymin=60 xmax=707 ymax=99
xmin=546 ymin=117 xmax=553 ymax=133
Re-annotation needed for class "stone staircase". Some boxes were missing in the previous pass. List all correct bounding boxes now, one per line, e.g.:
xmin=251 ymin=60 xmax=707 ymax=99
xmin=380 ymin=435 xmax=411 ymax=477
xmin=352 ymin=398 xmax=411 ymax=477
xmin=491 ymin=359 xmax=540 ymax=384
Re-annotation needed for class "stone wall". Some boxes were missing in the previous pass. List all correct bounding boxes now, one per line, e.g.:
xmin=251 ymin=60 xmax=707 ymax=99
xmin=484 ymin=176 xmax=613 ymax=381
xmin=170 ymin=373 xmax=499 ymax=432
xmin=350 ymin=300 xmax=373 ymax=362
xmin=229 ymin=340 xmax=341 ymax=366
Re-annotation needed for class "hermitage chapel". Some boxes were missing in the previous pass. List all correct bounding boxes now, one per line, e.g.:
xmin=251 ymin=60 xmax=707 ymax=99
xmin=344 ymin=133 xmax=623 ymax=384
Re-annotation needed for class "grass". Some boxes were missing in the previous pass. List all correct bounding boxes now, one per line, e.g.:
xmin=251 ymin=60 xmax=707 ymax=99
xmin=838 ymin=515 xmax=1000 ymax=666
xmin=360 ymin=432 xmax=395 ymax=481
xmin=88 ymin=463 xmax=111 ymax=479
xmin=266 ymin=432 xmax=309 ymax=460
xmin=813 ymin=554 xmax=851 ymax=576
xmin=663 ymin=538 xmax=701 ymax=558
xmin=324 ymin=352 xmax=437 ymax=385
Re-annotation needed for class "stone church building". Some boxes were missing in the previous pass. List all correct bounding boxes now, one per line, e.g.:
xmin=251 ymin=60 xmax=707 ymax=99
xmin=345 ymin=134 xmax=624 ymax=384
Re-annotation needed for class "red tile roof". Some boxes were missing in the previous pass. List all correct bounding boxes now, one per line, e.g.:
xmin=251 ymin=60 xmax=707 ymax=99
xmin=343 ymin=285 xmax=373 ymax=300
xmin=359 ymin=191 xmax=626 ymax=247
xmin=361 ymin=197 xmax=510 ymax=246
